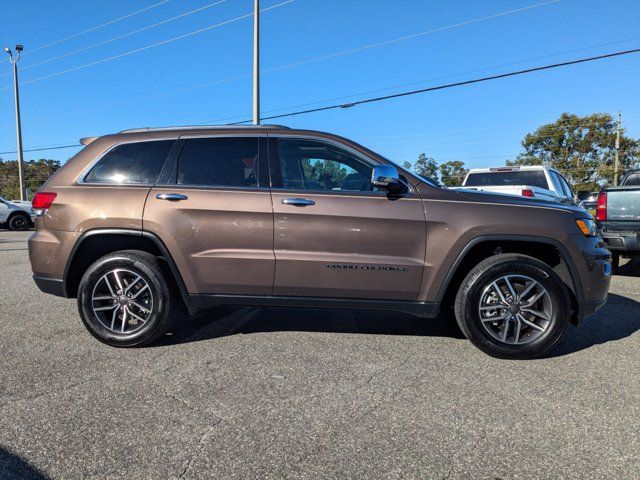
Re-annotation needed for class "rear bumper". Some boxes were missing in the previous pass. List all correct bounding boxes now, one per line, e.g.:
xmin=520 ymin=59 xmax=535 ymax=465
xmin=600 ymin=231 xmax=640 ymax=253
xmin=33 ymin=275 xmax=66 ymax=297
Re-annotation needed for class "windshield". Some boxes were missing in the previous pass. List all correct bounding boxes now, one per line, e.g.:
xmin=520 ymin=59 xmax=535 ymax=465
xmin=384 ymin=157 xmax=441 ymax=188
xmin=465 ymin=170 xmax=549 ymax=189
xmin=412 ymin=173 xmax=440 ymax=188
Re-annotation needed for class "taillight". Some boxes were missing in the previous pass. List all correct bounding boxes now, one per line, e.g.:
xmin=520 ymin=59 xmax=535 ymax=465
xmin=596 ymin=192 xmax=607 ymax=221
xmin=32 ymin=192 xmax=57 ymax=210
xmin=522 ymin=189 xmax=535 ymax=198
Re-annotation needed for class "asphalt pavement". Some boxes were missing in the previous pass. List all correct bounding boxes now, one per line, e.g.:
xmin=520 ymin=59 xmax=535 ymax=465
xmin=0 ymin=230 xmax=638 ymax=479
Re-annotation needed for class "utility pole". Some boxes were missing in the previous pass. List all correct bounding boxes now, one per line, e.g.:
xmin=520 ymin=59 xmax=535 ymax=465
xmin=5 ymin=44 xmax=26 ymax=201
xmin=614 ymin=111 xmax=621 ymax=186
xmin=252 ymin=0 xmax=260 ymax=125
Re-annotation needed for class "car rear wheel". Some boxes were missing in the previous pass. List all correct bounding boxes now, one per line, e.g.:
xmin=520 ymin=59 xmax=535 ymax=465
xmin=77 ymin=250 xmax=175 ymax=347
xmin=454 ymin=253 xmax=570 ymax=359
xmin=8 ymin=213 xmax=30 ymax=231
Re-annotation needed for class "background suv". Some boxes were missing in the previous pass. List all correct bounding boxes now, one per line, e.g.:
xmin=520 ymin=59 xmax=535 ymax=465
xmin=29 ymin=125 xmax=611 ymax=359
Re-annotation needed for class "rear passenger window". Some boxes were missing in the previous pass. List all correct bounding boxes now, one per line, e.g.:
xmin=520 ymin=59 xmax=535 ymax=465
xmin=176 ymin=138 xmax=259 ymax=188
xmin=84 ymin=140 xmax=174 ymax=184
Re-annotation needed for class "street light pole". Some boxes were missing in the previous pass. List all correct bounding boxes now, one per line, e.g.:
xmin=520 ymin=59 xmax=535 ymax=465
xmin=253 ymin=0 xmax=260 ymax=125
xmin=5 ymin=45 xmax=26 ymax=201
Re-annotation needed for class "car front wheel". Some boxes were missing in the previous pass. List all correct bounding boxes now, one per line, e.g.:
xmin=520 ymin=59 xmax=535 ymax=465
xmin=77 ymin=250 xmax=175 ymax=347
xmin=454 ymin=253 xmax=570 ymax=359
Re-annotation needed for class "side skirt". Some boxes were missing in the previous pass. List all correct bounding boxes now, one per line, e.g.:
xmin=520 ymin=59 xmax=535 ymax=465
xmin=188 ymin=294 xmax=440 ymax=318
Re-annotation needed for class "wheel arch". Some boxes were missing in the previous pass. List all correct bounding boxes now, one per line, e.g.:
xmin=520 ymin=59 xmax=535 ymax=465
xmin=436 ymin=235 xmax=583 ymax=323
xmin=63 ymin=228 xmax=194 ymax=314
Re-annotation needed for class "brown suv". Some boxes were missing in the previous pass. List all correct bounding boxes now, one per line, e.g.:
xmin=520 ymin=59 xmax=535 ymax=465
xmin=28 ymin=125 xmax=611 ymax=358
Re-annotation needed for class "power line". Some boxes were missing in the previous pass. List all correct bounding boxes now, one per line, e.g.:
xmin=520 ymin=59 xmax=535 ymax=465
xmin=258 ymin=0 xmax=562 ymax=76
xmin=25 ymin=0 xmax=172 ymax=55
xmin=229 ymin=48 xmax=640 ymax=124
xmin=0 ymin=144 xmax=81 ymax=156
xmin=0 ymin=0 xmax=294 ymax=91
xmin=2 ymin=49 xmax=637 ymax=156
xmin=0 ymin=0 xmax=228 ymax=77
xmin=0 ymin=119 xmax=625 ymax=156
xmin=3 ymin=0 xmax=556 ymax=93
xmin=110 ymin=0 xmax=565 ymax=109
xmin=198 ymin=37 xmax=640 ymax=125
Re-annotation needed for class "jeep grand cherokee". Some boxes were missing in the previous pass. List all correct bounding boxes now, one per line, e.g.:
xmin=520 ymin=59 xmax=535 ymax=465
xmin=28 ymin=125 xmax=611 ymax=358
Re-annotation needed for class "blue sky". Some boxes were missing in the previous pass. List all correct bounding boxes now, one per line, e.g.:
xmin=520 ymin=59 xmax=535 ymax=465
xmin=0 ymin=0 xmax=639 ymax=167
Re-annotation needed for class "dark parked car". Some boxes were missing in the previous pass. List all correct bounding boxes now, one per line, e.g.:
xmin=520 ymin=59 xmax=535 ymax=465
xmin=29 ymin=125 xmax=611 ymax=359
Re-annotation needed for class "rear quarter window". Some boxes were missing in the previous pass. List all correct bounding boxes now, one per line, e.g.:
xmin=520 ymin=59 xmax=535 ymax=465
xmin=465 ymin=171 xmax=549 ymax=189
xmin=84 ymin=140 xmax=174 ymax=184
xmin=622 ymin=173 xmax=640 ymax=186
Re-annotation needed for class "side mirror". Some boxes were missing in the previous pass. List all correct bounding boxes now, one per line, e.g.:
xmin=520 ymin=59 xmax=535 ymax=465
xmin=371 ymin=165 xmax=401 ymax=192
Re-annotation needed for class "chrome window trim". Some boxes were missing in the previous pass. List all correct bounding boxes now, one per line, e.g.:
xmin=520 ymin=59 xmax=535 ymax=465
xmin=269 ymin=189 xmax=407 ymax=200
xmin=152 ymin=184 xmax=269 ymax=193
xmin=78 ymin=137 xmax=178 ymax=185
xmin=268 ymin=133 xmax=416 ymax=197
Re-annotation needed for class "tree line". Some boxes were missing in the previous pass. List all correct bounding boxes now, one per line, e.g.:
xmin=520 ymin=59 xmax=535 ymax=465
xmin=0 ymin=158 xmax=61 ymax=200
xmin=402 ymin=112 xmax=640 ymax=191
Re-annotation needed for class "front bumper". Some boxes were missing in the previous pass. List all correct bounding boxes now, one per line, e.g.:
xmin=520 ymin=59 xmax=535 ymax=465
xmin=567 ymin=234 xmax=611 ymax=323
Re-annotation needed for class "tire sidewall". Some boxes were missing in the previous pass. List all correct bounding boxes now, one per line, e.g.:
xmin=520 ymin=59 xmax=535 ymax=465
xmin=9 ymin=214 xmax=29 ymax=231
xmin=461 ymin=259 xmax=569 ymax=359
xmin=78 ymin=254 xmax=169 ymax=346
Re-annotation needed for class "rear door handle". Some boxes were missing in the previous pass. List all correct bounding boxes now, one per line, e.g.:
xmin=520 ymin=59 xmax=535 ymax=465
xmin=156 ymin=193 xmax=188 ymax=201
xmin=281 ymin=198 xmax=315 ymax=206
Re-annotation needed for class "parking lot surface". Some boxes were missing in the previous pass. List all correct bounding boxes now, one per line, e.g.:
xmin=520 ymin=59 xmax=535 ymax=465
xmin=1 ymin=230 xmax=639 ymax=479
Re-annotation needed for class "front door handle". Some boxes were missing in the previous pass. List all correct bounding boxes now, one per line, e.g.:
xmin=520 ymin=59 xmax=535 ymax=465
xmin=156 ymin=193 xmax=188 ymax=201
xmin=281 ymin=198 xmax=315 ymax=206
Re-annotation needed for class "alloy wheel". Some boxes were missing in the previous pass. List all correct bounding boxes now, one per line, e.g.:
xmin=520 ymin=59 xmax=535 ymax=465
xmin=91 ymin=269 xmax=154 ymax=335
xmin=478 ymin=274 xmax=552 ymax=345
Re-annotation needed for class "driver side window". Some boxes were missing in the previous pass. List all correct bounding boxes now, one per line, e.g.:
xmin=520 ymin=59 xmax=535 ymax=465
xmin=276 ymin=139 xmax=372 ymax=192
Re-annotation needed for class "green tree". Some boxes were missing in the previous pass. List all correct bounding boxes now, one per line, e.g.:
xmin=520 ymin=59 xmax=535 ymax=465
xmin=0 ymin=158 xmax=61 ymax=200
xmin=301 ymin=159 xmax=347 ymax=190
xmin=413 ymin=153 xmax=438 ymax=181
xmin=439 ymin=160 xmax=468 ymax=187
xmin=510 ymin=112 xmax=640 ymax=190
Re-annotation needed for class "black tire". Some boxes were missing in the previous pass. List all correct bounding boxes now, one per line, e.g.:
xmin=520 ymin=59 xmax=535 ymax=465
xmin=77 ymin=250 xmax=175 ymax=347
xmin=8 ymin=213 xmax=30 ymax=231
xmin=454 ymin=253 xmax=570 ymax=359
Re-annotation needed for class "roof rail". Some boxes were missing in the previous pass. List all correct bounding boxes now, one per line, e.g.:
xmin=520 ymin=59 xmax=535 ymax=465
xmin=118 ymin=124 xmax=290 ymax=134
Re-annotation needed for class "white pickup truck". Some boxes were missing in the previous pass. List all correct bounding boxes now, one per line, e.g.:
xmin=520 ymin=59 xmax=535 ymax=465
xmin=457 ymin=166 xmax=576 ymax=203
xmin=0 ymin=195 xmax=35 ymax=231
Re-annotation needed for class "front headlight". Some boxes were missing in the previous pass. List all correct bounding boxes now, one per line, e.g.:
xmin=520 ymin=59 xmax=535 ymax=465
xmin=576 ymin=218 xmax=598 ymax=237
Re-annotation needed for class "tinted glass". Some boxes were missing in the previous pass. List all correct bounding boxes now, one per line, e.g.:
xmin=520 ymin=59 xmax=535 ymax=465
xmin=84 ymin=140 xmax=174 ymax=184
xmin=623 ymin=173 xmax=640 ymax=186
xmin=557 ymin=173 xmax=574 ymax=197
xmin=549 ymin=171 xmax=565 ymax=194
xmin=176 ymin=138 xmax=259 ymax=187
xmin=465 ymin=170 xmax=549 ymax=189
xmin=277 ymin=139 xmax=372 ymax=192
